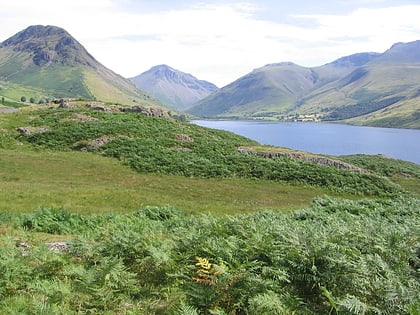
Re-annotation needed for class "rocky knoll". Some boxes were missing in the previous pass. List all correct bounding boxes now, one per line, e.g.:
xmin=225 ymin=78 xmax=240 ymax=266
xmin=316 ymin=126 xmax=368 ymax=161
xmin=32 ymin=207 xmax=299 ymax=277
xmin=55 ymin=99 xmax=171 ymax=118
xmin=238 ymin=147 xmax=366 ymax=173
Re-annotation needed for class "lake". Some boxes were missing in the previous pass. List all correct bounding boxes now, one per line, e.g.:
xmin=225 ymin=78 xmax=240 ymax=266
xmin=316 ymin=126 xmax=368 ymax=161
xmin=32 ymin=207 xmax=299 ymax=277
xmin=193 ymin=120 xmax=420 ymax=164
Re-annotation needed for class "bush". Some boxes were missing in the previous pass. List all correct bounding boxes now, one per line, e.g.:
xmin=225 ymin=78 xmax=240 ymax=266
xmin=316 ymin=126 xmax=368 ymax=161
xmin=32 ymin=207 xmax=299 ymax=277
xmin=3 ymin=197 xmax=418 ymax=314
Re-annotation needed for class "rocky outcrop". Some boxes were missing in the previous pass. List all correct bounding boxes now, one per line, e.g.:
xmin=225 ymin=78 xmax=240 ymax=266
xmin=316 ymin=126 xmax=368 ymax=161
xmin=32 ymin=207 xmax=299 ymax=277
xmin=121 ymin=105 xmax=171 ymax=118
xmin=45 ymin=242 xmax=69 ymax=253
xmin=16 ymin=126 xmax=49 ymax=135
xmin=86 ymin=102 xmax=120 ymax=113
xmin=16 ymin=240 xmax=69 ymax=256
xmin=176 ymin=133 xmax=194 ymax=142
xmin=49 ymin=100 xmax=172 ymax=118
xmin=238 ymin=147 xmax=367 ymax=173
xmin=76 ymin=136 xmax=113 ymax=151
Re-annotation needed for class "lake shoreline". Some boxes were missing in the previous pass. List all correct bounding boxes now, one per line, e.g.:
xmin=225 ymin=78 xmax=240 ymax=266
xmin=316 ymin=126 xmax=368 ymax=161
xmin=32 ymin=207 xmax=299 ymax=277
xmin=193 ymin=120 xmax=420 ymax=165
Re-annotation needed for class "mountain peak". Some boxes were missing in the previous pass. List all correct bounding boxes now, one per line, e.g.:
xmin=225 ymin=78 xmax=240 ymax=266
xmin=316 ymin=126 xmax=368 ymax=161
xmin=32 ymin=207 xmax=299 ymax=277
xmin=1 ymin=25 xmax=68 ymax=47
xmin=150 ymin=64 xmax=175 ymax=71
xmin=130 ymin=65 xmax=218 ymax=109
xmin=0 ymin=25 xmax=158 ymax=105
xmin=1 ymin=24 xmax=96 ymax=67
xmin=264 ymin=62 xmax=299 ymax=68
xmin=379 ymin=39 xmax=420 ymax=63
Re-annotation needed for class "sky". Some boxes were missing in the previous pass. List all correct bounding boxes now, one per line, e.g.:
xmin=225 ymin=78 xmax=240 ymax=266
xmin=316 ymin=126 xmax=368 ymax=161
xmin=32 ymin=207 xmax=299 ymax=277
xmin=1 ymin=0 xmax=420 ymax=87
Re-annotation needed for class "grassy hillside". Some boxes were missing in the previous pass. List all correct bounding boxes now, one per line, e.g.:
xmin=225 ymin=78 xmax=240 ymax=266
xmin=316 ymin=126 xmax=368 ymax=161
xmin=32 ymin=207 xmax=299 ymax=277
xmin=299 ymin=64 xmax=420 ymax=128
xmin=1 ymin=102 xmax=416 ymax=217
xmin=5 ymin=103 xmax=404 ymax=197
xmin=1 ymin=102 xmax=419 ymax=314
xmin=188 ymin=63 xmax=317 ymax=118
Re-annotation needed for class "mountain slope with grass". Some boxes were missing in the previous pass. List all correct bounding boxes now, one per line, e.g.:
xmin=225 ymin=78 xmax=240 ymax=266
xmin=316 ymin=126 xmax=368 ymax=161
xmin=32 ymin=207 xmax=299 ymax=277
xmin=187 ymin=42 xmax=420 ymax=128
xmin=188 ymin=62 xmax=319 ymax=118
xmin=0 ymin=25 xmax=160 ymax=106
xmin=130 ymin=64 xmax=218 ymax=110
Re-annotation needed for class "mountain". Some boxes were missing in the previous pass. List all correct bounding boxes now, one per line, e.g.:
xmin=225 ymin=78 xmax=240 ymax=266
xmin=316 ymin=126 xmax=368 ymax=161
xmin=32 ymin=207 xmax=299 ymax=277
xmin=130 ymin=65 xmax=218 ymax=110
xmin=187 ymin=42 xmax=420 ymax=129
xmin=0 ymin=25 xmax=159 ymax=106
xmin=187 ymin=62 xmax=318 ymax=117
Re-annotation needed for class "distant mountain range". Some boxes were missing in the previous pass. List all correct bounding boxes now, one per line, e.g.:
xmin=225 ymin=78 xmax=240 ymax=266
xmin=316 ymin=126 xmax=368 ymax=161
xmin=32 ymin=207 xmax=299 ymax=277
xmin=130 ymin=65 xmax=218 ymax=110
xmin=187 ymin=42 xmax=420 ymax=129
xmin=0 ymin=25 xmax=419 ymax=128
xmin=0 ymin=25 xmax=160 ymax=106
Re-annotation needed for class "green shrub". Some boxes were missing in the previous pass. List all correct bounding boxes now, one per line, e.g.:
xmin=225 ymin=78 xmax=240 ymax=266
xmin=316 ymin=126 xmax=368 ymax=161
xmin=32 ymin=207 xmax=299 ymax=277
xmin=1 ymin=196 xmax=418 ymax=314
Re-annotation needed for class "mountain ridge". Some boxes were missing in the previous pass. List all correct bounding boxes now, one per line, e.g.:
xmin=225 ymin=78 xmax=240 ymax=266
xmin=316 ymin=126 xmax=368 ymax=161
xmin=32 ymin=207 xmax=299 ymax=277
xmin=187 ymin=41 xmax=420 ymax=129
xmin=130 ymin=64 xmax=218 ymax=110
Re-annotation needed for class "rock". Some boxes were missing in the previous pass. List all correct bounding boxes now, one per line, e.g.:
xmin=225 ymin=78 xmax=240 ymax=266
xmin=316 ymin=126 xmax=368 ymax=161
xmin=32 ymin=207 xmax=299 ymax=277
xmin=55 ymin=98 xmax=77 ymax=108
xmin=45 ymin=242 xmax=69 ymax=253
xmin=16 ymin=241 xmax=31 ymax=256
xmin=16 ymin=127 xmax=32 ymax=135
xmin=121 ymin=105 xmax=170 ymax=118
xmin=176 ymin=133 xmax=194 ymax=142
xmin=84 ymin=136 xmax=112 ymax=150
xmin=16 ymin=126 xmax=49 ymax=135
xmin=238 ymin=147 xmax=367 ymax=173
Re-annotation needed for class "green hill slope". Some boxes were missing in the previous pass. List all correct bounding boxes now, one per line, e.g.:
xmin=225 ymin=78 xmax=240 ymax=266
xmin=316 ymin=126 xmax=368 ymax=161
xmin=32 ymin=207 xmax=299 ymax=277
xmin=188 ymin=62 xmax=318 ymax=118
xmin=0 ymin=25 xmax=159 ymax=106
xmin=1 ymin=102 xmax=405 ymax=197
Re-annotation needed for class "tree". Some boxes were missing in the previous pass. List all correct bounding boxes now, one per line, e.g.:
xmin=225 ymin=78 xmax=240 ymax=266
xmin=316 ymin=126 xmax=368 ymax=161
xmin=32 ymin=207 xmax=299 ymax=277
xmin=30 ymin=97 xmax=36 ymax=104
xmin=1 ymin=96 xmax=4 ymax=104
xmin=21 ymin=96 xmax=26 ymax=102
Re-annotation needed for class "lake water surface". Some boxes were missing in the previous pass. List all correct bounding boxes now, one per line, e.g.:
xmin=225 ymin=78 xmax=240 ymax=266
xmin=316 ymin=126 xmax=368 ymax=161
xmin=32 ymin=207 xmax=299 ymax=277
xmin=193 ymin=120 xmax=420 ymax=164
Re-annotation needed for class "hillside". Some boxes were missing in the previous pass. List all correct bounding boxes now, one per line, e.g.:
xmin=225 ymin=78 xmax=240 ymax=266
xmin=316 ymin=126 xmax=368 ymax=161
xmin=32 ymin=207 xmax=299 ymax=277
xmin=0 ymin=101 xmax=408 ymax=197
xmin=188 ymin=62 xmax=318 ymax=117
xmin=0 ymin=25 xmax=160 ymax=106
xmin=1 ymin=102 xmax=419 ymax=314
xmin=187 ymin=42 xmax=420 ymax=129
xmin=130 ymin=64 xmax=218 ymax=110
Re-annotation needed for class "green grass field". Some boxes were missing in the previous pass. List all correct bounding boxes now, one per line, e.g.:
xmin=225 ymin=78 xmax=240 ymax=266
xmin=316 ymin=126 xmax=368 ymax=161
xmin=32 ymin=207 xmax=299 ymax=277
xmin=0 ymin=149 xmax=328 ymax=215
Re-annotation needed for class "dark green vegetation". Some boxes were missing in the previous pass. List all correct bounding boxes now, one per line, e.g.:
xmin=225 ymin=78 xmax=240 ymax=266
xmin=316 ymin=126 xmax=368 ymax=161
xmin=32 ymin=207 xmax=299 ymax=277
xmin=187 ymin=42 xmax=420 ymax=129
xmin=0 ymin=196 xmax=418 ymax=314
xmin=1 ymin=102 xmax=419 ymax=314
xmin=339 ymin=154 xmax=420 ymax=196
xmin=324 ymin=96 xmax=405 ymax=121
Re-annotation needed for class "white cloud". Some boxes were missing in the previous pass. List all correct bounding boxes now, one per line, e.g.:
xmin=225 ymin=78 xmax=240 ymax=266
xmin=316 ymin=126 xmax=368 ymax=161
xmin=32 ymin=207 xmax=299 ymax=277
xmin=294 ymin=5 xmax=420 ymax=57
xmin=1 ymin=1 xmax=420 ymax=86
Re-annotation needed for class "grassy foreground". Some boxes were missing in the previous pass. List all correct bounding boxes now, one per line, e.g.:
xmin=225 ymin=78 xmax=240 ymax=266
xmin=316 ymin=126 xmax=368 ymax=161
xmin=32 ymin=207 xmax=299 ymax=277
xmin=0 ymin=149 xmax=326 ymax=215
